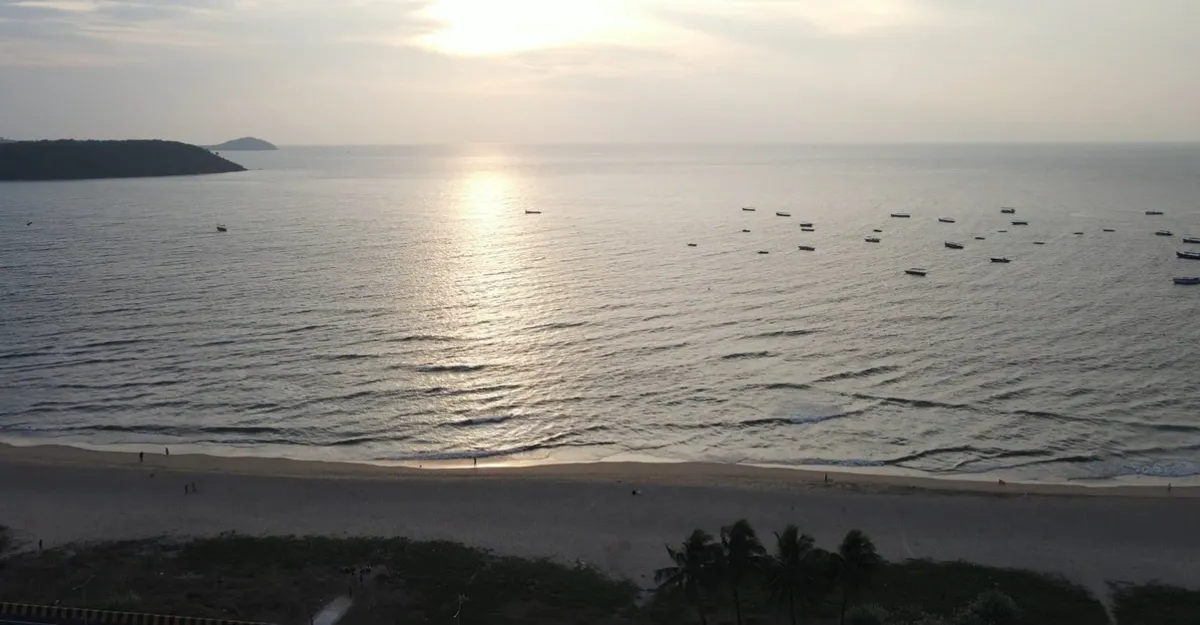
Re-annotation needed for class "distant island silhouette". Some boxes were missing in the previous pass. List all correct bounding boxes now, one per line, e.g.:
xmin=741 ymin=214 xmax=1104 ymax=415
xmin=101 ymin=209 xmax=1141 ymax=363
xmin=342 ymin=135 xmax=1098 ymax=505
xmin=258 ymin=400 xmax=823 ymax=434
xmin=0 ymin=137 xmax=16 ymax=144
xmin=0 ymin=140 xmax=247 ymax=181
xmin=207 ymin=137 xmax=278 ymax=151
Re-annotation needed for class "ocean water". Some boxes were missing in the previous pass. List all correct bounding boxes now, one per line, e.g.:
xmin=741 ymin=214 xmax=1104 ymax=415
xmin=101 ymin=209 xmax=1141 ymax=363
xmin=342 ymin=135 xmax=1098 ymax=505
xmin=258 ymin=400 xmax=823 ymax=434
xmin=2 ymin=144 xmax=1199 ymax=481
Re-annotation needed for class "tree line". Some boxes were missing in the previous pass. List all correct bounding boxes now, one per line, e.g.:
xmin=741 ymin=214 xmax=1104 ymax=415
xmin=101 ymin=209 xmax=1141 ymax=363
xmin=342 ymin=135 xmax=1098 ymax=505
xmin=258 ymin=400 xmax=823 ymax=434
xmin=655 ymin=520 xmax=1020 ymax=625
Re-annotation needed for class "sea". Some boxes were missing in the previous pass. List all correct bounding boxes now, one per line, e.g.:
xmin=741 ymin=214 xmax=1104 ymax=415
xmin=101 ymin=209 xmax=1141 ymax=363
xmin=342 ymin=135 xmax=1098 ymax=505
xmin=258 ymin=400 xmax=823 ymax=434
xmin=2 ymin=144 xmax=1198 ymax=482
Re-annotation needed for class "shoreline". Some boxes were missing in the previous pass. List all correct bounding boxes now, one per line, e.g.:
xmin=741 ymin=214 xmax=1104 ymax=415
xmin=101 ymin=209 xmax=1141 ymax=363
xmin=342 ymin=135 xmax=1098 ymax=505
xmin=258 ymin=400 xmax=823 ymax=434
xmin=1 ymin=440 xmax=1194 ymax=498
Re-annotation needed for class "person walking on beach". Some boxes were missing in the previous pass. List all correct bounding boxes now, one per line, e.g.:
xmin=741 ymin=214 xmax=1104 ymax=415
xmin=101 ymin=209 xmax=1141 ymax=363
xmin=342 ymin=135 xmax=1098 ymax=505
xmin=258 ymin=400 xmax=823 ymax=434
xmin=139 ymin=451 xmax=144 ymax=463
xmin=165 ymin=447 xmax=170 ymax=457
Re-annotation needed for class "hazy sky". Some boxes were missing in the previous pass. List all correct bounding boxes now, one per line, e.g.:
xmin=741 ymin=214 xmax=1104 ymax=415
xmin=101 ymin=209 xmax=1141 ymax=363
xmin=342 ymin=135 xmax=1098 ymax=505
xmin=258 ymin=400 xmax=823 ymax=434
xmin=2 ymin=0 xmax=1198 ymax=144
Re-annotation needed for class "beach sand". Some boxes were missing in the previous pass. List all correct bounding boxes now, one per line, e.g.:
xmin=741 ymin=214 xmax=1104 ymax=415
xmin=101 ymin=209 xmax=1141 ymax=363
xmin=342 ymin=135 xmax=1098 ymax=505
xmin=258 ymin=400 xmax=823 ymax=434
xmin=2 ymin=443 xmax=1198 ymax=601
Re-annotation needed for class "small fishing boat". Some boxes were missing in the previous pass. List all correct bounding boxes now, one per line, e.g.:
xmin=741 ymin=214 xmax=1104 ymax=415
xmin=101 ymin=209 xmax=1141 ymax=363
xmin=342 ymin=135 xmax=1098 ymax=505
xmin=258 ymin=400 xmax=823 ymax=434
xmin=757 ymin=250 xmax=770 ymax=254
xmin=890 ymin=212 xmax=911 ymax=218
xmin=945 ymin=241 xmax=964 ymax=249
xmin=524 ymin=210 xmax=542 ymax=214
xmin=1103 ymin=228 xmax=1116 ymax=232
xmin=801 ymin=227 xmax=815 ymax=232
xmin=1145 ymin=210 xmax=1164 ymax=215
xmin=990 ymin=257 xmax=1011 ymax=263
xmin=798 ymin=245 xmax=815 ymax=251
xmin=1156 ymin=230 xmax=1173 ymax=236
xmin=974 ymin=236 xmax=986 ymax=240
xmin=938 ymin=217 xmax=956 ymax=223
xmin=905 ymin=268 xmax=927 ymax=276
xmin=1012 ymin=220 xmax=1029 ymax=226
xmin=873 ymin=228 xmax=883 ymax=233
xmin=1183 ymin=237 xmax=1200 ymax=244
xmin=742 ymin=207 xmax=756 ymax=211
xmin=1032 ymin=241 xmax=1046 ymax=245
xmin=776 ymin=212 xmax=791 ymax=217
xmin=1174 ymin=277 xmax=1200 ymax=285
xmin=687 ymin=243 xmax=697 ymax=247
xmin=1001 ymin=207 xmax=1016 ymax=214
xmin=1073 ymin=231 xmax=1084 ymax=235
xmin=799 ymin=222 xmax=813 ymax=227
xmin=742 ymin=229 xmax=751 ymax=233
xmin=216 ymin=224 xmax=227 ymax=232
xmin=864 ymin=237 xmax=881 ymax=243
xmin=998 ymin=229 xmax=1008 ymax=233
xmin=1178 ymin=250 xmax=1200 ymax=260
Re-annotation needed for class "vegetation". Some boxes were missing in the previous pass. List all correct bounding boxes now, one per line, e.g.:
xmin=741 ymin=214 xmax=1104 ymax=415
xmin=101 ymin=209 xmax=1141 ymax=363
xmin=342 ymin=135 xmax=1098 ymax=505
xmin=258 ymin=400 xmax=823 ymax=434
xmin=0 ymin=139 xmax=246 ymax=181
xmin=0 ymin=523 xmax=1194 ymax=624
xmin=1110 ymin=582 xmax=1200 ymax=625
xmin=207 ymin=137 xmax=278 ymax=151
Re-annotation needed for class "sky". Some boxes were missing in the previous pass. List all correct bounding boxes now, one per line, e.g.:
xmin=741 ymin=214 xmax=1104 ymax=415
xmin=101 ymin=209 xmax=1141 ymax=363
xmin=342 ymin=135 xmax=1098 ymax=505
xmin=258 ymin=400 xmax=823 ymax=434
xmin=1 ymin=0 xmax=1198 ymax=144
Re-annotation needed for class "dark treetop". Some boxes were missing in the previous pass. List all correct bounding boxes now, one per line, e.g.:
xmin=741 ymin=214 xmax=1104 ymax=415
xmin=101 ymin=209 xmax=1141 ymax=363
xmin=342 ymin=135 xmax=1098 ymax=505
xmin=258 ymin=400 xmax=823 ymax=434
xmin=0 ymin=140 xmax=247 ymax=181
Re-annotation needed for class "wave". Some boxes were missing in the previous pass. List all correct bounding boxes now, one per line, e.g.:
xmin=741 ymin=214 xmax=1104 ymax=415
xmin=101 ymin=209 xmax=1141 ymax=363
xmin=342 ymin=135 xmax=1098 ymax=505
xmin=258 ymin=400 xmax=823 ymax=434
xmin=744 ymin=329 xmax=819 ymax=339
xmin=721 ymin=351 xmax=773 ymax=361
xmin=812 ymin=365 xmax=902 ymax=384
xmin=444 ymin=414 xmax=516 ymax=427
xmin=75 ymin=338 xmax=151 ymax=349
xmin=384 ymin=334 xmax=461 ymax=343
xmin=740 ymin=407 xmax=868 ymax=427
xmin=528 ymin=321 xmax=589 ymax=331
xmin=414 ymin=364 xmax=488 ymax=374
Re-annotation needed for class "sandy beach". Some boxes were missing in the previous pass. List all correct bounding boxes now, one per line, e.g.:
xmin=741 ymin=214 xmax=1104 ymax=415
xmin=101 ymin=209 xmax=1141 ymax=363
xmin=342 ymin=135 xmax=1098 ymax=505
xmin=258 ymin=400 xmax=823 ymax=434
xmin=2 ymin=443 xmax=1198 ymax=602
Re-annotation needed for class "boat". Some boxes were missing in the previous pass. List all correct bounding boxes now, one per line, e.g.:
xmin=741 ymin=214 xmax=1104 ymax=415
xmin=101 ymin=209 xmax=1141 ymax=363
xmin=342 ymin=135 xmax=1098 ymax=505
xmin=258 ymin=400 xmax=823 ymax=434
xmin=905 ymin=268 xmax=927 ymax=276
xmin=998 ymin=229 xmax=1008 ymax=233
xmin=1174 ymin=277 xmax=1200 ymax=285
xmin=799 ymin=222 xmax=813 ymax=227
xmin=800 ymin=227 xmax=815 ymax=232
xmin=890 ymin=212 xmax=911 ymax=218
xmin=1073 ymin=232 xmax=1084 ymax=235
xmin=1032 ymin=241 xmax=1046 ymax=245
xmin=1145 ymin=210 xmax=1164 ymax=215
xmin=938 ymin=217 xmax=956 ymax=223
xmin=1156 ymin=230 xmax=1173 ymax=236
xmin=757 ymin=250 xmax=770 ymax=254
xmin=687 ymin=243 xmax=698 ymax=247
xmin=524 ymin=210 xmax=542 ymax=214
xmin=776 ymin=212 xmax=791 ymax=217
xmin=974 ymin=236 xmax=986 ymax=240
xmin=798 ymin=245 xmax=815 ymax=251
xmin=216 ymin=224 xmax=227 ymax=232
xmin=1103 ymin=228 xmax=1116 ymax=232
xmin=742 ymin=229 xmax=751 ymax=233
xmin=864 ymin=237 xmax=881 ymax=243
xmin=742 ymin=207 xmax=756 ymax=212
xmin=1011 ymin=220 xmax=1029 ymax=226
xmin=1183 ymin=237 xmax=1200 ymax=244
xmin=944 ymin=241 xmax=964 ymax=249
xmin=873 ymin=228 xmax=883 ymax=233
xmin=1001 ymin=207 xmax=1016 ymax=214
xmin=1178 ymin=251 xmax=1200 ymax=260
xmin=990 ymin=257 xmax=1011 ymax=263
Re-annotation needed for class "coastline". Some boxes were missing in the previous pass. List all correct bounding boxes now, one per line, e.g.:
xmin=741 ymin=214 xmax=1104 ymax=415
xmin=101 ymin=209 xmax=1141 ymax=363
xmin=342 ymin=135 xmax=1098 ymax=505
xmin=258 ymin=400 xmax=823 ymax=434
xmin=1 ymin=440 xmax=1194 ymax=498
xmin=4 ymin=439 xmax=1200 ymax=599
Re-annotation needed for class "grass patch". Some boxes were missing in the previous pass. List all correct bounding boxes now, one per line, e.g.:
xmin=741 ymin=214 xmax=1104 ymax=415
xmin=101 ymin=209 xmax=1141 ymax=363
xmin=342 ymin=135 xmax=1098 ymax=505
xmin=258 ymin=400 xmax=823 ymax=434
xmin=864 ymin=559 xmax=1110 ymax=625
xmin=0 ymin=532 xmax=639 ymax=625
xmin=1 ymin=527 xmax=1196 ymax=625
xmin=1110 ymin=581 xmax=1200 ymax=625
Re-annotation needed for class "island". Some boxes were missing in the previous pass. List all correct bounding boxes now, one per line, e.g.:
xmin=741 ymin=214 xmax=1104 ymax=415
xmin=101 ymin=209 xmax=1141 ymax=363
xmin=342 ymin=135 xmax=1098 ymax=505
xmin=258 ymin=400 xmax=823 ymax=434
xmin=0 ymin=139 xmax=247 ymax=181
xmin=0 ymin=137 xmax=16 ymax=144
xmin=206 ymin=136 xmax=278 ymax=151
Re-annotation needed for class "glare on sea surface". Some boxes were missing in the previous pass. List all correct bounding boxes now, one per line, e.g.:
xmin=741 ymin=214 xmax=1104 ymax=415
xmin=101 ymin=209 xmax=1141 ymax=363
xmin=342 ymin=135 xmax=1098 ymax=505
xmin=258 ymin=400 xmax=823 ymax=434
xmin=414 ymin=0 xmax=645 ymax=55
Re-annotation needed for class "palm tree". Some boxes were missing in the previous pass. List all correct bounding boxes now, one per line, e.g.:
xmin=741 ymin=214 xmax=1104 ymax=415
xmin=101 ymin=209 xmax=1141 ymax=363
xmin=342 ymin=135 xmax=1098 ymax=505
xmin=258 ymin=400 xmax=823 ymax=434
xmin=836 ymin=529 xmax=883 ymax=625
xmin=655 ymin=529 xmax=719 ymax=625
xmin=719 ymin=519 xmax=766 ymax=625
xmin=767 ymin=524 xmax=816 ymax=625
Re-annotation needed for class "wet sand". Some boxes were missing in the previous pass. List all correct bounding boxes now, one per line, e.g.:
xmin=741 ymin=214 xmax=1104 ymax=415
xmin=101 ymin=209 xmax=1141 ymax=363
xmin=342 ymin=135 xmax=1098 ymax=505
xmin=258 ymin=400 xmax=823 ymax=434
xmin=2 ymin=443 xmax=1198 ymax=599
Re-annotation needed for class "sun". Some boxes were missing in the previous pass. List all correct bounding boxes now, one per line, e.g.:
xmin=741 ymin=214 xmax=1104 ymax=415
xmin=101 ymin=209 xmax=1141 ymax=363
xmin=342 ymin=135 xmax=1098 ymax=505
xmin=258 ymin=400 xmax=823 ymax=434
xmin=414 ymin=0 xmax=640 ymax=56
